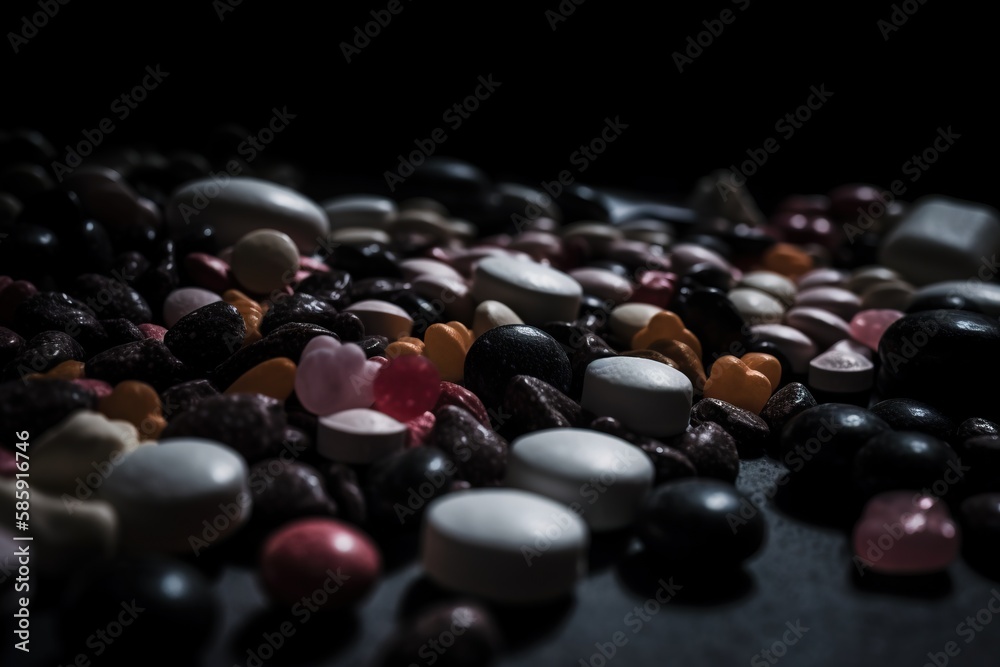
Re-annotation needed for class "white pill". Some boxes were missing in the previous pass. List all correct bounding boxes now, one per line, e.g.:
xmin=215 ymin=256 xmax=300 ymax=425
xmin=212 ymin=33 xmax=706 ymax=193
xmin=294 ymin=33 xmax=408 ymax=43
xmin=421 ymin=488 xmax=588 ymax=603
xmin=728 ymin=287 xmax=786 ymax=325
xmin=317 ymin=408 xmax=407 ymax=464
xmin=506 ymin=428 xmax=654 ymax=531
xmin=345 ymin=299 xmax=413 ymax=341
xmin=739 ymin=271 xmax=797 ymax=306
xmin=98 ymin=437 xmax=250 ymax=553
xmin=471 ymin=256 xmax=582 ymax=326
xmin=608 ymin=303 xmax=662 ymax=342
xmin=749 ymin=324 xmax=818 ymax=374
xmin=581 ymin=357 xmax=692 ymax=437
xmin=808 ymin=348 xmax=874 ymax=393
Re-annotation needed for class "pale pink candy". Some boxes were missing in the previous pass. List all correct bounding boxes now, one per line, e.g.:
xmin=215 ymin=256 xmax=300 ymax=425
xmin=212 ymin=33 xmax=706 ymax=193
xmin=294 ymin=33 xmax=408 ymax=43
xmin=137 ymin=323 xmax=167 ymax=341
xmin=295 ymin=343 xmax=375 ymax=416
xmin=0 ymin=448 xmax=17 ymax=477
xmin=849 ymin=309 xmax=905 ymax=351
xmin=405 ymin=411 xmax=437 ymax=448
xmin=299 ymin=256 xmax=330 ymax=273
xmin=301 ymin=335 xmax=341 ymax=358
xmin=163 ymin=287 xmax=221 ymax=327
xmin=293 ymin=269 xmax=311 ymax=284
xmin=72 ymin=378 xmax=114 ymax=399
xmin=852 ymin=492 xmax=960 ymax=574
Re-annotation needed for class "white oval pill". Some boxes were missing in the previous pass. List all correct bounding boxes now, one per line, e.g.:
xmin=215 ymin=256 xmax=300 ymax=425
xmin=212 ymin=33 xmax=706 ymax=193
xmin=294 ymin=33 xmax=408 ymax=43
xmin=506 ymin=428 xmax=654 ymax=531
xmin=471 ymin=256 xmax=582 ymax=326
xmin=581 ymin=356 xmax=693 ymax=438
xmin=345 ymin=299 xmax=414 ymax=341
xmin=317 ymin=408 xmax=407 ymax=464
xmin=421 ymin=488 xmax=588 ymax=603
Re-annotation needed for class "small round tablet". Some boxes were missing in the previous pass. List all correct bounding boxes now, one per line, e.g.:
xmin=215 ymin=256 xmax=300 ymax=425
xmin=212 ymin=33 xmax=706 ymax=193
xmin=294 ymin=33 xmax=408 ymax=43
xmin=506 ymin=428 xmax=654 ymax=530
xmin=580 ymin=356 xmax=692 ymax=437
xmin=421 ymin=489 xmax=588 ymax=603
xmin=317 ymin=408 xmax=407 ymax=463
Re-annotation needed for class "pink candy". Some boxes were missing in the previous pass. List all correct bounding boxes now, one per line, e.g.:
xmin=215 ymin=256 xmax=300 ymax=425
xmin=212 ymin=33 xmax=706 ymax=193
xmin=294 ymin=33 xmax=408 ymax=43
xmin=849 ymin=309 xmax=905 ymax=351
xmin=852 ymin=492 xmax=960 ymax=575
xmin=373 ymin=355 xmax=441 ymax=422
xmin=294 ymin=337 xmax=380 ymax=416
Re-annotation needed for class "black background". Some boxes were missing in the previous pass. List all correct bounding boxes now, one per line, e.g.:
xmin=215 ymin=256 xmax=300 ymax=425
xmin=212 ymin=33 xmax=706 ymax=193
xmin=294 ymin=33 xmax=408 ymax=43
xmin=3 ymin=3 xmax=1000 ymax=667
xmin=1 ymin=0 xmax=995 ymax=214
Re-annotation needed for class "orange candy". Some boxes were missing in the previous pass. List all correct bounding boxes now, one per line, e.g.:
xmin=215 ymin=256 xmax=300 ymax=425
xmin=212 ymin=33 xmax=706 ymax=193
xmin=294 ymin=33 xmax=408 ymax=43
xmin=99 ymin=380 xmax=166 ymax=440
xmin=385 ymin=337 xmax=425 ymax=359
xmin=761 ymin=243 xmax=813 ymax=278
xmin=648 ymin=339 xmax=707 ymax=392
xmin=631 ymin=311 xmax=702 ymax=358
xmin=24 ymin=360 xmax=85 ymax=381
xmin=223 ymin=289 xmax=264 ymax=347
xmin=225 ymin=357 xmax=297 ymax=402
xmin=741 ymin=352 xmax=781 ymax=393
xmin=703 ymin=355 xmax=772 ymax=414
xmin=424 ymin=321 xmax=474 ymax=383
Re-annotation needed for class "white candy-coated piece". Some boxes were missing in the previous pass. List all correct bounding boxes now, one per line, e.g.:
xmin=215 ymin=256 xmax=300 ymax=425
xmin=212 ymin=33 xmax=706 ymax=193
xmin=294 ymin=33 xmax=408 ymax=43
xmin=163 ymin=288 xmax=222 ymax=328
xmin=728 ymin=287 xmax=786 ymax=325
xmin=808 ymin=348 xmax=874 ymax=392
xmin=98 ymin=438 xmax=250 ymax=553
xmin=507 ymin=428 xmax=654 ymax=530
xmin=472 ymin=300 xmax=523 ymax=339
xmin=422 ymin=488 xmax=588 ymax=603
xmin=608 ymin=303 xmax=662 ymax=342
xmin=345 ymin=299 xmax=413 ymax=341
xmin=581 ymin=357 xmax=692 ymax=437
xmin=471 ymin=256 xmax=582 ymax=326
xmin=749 ymin=324 xmax=818 ymax=374
xmin=317 ymin=408 xmax=406 ymax=464
xmin=739 ymin=271 xmax=797 ymax=306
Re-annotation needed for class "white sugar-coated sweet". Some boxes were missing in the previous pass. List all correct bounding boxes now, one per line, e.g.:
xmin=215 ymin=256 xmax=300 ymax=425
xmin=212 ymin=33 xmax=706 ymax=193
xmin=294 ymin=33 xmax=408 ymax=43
xmin=97 ymin=437 xmax=250 ymax=553
xmin=471 ymin=256 xmax=582 ymax=326
xmin=739 ymin=271 xmax=797 ymax=306
xmin=399 ymin=258 xmax=465 ymax=283
xmin=162 ymin=287 xmax=222 ymax=328
xmin=412 ymin=274 xmax=475 ymax=323
xmin=784 ymin=307 xmax=851 ymax=351
xmin=608 ymin=302 xmax=662 ymax=342
xmin=808 ymin=348 xmax=874 ymax=392
xmin=749 ymin=324 xmax=818 ymax=374
xmin=830 ymin=338 xmax=873 ymax=360
xmin=230 ymin=228 xmax=300 ymax=294
xmin=472 ymin=300 xmax=523 ymax=338
xmin=568 ymin=267 xmax=634 ymax=304
xmin=321 ymin=194 xmax=396 ymax=230
xmin=581 ymin=357 xmax=692 ymax=437
xmin=344 ymin=299 xmax=413 ymax=340
xmin=880 ymin=196 xmax=1000 ymax=286
xmin=506 ymin=428 xmax=654 ymax=531
xmin=165 ymin=177 xmax=328 ymax=253
xmin=326 ymin=227 xmax=391 ymax=245
xmin=421 ymin=488 xmax=588 ymax=603
xmin=317 ymin=408 xmax=407 ymax=463
xmin=727 ymin=287 xmax=786 ymax=325
xmin=794 ymin=286 xmax=862 ymax=321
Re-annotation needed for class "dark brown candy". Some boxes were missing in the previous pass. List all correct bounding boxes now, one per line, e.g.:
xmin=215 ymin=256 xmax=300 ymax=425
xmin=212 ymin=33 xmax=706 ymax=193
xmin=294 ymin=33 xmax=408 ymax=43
xmin=672 ymin=421 xmax=740 ymax=483
xmin=70 ymin=272 xmax=152 ymax=323
xmin=295 ymin=269 xmax=352 ymax=309
xmin=957 ymin=417 xmax=1000 ymax=443
xmin=247 ymin=459 xmax=338 ymax=528
xmin=160 ymin=379 xmax=219 ymax=420
xmin=98 ymin=318 xmax=145 ymax=349
xmin=377 ymin=602 xmax=501 ymax=667
xmin=0 ymin=326 xmax=24 ymax=368
xmin=0 ymin=378 xmax=96 ymax=447
xmin=259 ymin=293 xmax=343 ymax=336
xmin=500 ymin=374 xmax=581 ymax=440
xmin=589 ymin=416 xmax=696 ymax=484
xmin=690 ymin=398 xmax=770 ymax=458
xmin=163 ymin=301 xmax=246 ymax=371
xmin=427 ymin=405 xmax=508 ymax=487
xmin=15 ymin=291 xmax=107 ymax=353
xmin=210 ymin=322 xmax=337 ymax=389
xmin=85 ymin=339 xmax=191 ymax=391
xmin=160 ymin=393 xmax=288 ymax=463
xmin=760 ymin=382 xmax=817 ymax=441
xmin=3 ymin=330 xmax=85 ymax=380
xmin=324 ymin=463 xmax=367 ymax=525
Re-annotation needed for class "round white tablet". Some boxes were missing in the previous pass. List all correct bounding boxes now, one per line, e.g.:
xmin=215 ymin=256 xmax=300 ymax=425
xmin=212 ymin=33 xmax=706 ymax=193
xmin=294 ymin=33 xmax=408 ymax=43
xmin=471 ymin=256 xmax=582 ymax=326
xmin=506 ymin=428 xmax=654 ymax=531
xmin=581 ymin=356 xmax=693 ymax=437
xmin=808 ymin=348 xmax=874 ymax=393
xmin=421 ymin=489 xmax=588 ymax=603
xmin=344 ymin=299 xmax=414 ymax=341
xmin=317 ymin=408 xmax=407 ymax=464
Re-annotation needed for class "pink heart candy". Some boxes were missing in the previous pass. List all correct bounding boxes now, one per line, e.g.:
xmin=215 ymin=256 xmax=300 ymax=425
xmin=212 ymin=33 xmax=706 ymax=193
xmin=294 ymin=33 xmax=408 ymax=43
xmin=295 ymin=342 xmax=378 ymax=416
xmin=849 ymin=309 xmax=905 ymax=351
xmin=852 ymin=492 xmax=960 ymax=575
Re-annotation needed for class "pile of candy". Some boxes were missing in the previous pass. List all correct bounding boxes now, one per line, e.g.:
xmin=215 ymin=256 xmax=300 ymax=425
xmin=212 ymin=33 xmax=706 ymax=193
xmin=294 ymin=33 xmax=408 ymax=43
xmin=1 ymin=127 xmax=999 ymax=664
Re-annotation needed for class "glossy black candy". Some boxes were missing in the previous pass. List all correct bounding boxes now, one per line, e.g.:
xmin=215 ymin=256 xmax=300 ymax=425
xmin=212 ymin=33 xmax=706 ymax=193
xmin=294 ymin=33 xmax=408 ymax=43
xmin=777 ymin=403 xmax=891 ymax=479
xmin=427 ymin=405 xmax=508 ymax=487
xmin=3 ymin=330 xmax=84 ymax=380
xmin=869 ymin=398 xmax=956 ymax=444
xmin=852 ymin=431 xmax=961 ymax=497
xmin=163 ymin=301 xmax=245 ymax=371
xmin=160 ymin=393 xmax=288 ymax=463
xmin=85 ymin=339 xmax=191 ymax=392
xmin=636 ymin=479 xmax=766 ymax=567
xmin=365 ymin=446 xmax=457 ymax=526
xmin=463 ymin=324 xmax=571 ymax=410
